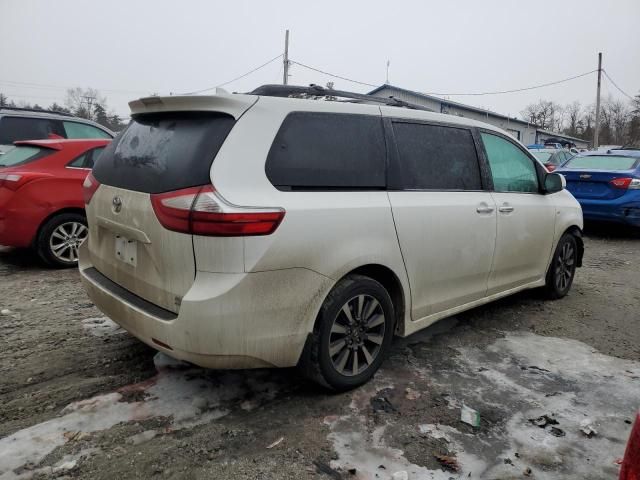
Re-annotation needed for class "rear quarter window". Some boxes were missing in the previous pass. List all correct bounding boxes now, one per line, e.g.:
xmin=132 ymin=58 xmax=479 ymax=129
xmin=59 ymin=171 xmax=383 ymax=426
xmin=92 ymin=112 xmax=235 ymax=193
xmin=0 ymin=145 xmax=52 ymax=167
xmin=390 ymin=122 xmax=482 ymax=190
xmin=265 ymin=112 xmax=386 ymax=190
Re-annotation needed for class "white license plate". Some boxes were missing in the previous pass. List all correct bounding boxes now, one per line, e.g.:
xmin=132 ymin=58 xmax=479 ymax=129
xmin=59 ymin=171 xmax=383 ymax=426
xmin=115 ymin=235 xmax=137 ymax=267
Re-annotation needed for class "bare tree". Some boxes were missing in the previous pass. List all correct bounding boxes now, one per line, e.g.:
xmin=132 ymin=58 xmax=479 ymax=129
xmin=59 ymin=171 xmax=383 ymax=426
xmin=65 ymin=87 xmax=106 ymax=120
xmin=564 ymin=101 xmax=582 ymax=136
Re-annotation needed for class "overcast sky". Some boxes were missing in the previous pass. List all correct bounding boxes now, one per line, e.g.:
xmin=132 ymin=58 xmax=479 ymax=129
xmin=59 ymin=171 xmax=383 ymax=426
xmin=1 ymin=0 xmax=638 ymax=119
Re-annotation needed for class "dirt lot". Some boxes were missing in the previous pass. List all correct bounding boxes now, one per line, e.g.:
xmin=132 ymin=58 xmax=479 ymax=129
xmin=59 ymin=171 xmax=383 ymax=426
xmin=1 ymin=224 xmax=639 ymax=479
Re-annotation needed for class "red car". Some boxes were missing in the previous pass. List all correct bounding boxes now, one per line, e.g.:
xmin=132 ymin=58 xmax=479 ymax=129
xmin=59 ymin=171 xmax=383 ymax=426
xmin=621 ymin=412 xmax=640 ymax=479
xmin=0 ymin=138 xmax=111 ymax=267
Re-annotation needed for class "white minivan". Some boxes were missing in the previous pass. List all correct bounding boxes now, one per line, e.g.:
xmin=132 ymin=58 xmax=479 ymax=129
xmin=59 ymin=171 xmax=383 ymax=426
xmin=79 ymin=85 xmax=583 ymax=390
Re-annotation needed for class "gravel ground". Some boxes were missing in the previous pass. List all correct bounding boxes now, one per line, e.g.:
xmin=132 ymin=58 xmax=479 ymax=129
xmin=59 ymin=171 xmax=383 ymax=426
xmin=1 ymin=224 xmax=639 ymax=479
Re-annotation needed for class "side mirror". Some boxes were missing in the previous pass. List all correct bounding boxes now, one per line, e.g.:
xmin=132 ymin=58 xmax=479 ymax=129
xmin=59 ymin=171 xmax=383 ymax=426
xmin=544 ymin=172 xmax=566 ymax=194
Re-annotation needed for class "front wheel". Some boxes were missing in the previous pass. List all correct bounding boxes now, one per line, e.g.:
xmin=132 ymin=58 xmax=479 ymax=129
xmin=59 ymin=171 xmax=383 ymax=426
xmin=544 ymin=233 xmax=578 ymax=299
xmin=299 ymin=274 xmax=395 ymax=391
xmin=36 ymin=213 xmax=88 ymax=268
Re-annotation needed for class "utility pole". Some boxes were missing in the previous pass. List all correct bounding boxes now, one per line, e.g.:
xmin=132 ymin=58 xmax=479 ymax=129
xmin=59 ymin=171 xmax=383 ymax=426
xmin=594 ymin=52 xmax=602 ymax=148
xmin=283 ymin=30 xmax=290 ymax=85
xmin=81 ymin=95 xmax=95 ymax=120
xmin=386 ymin=60 xmax=390 ymax=84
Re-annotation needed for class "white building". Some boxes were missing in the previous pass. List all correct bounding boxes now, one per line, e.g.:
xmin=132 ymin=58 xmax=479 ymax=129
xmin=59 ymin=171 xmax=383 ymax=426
xmin=368 ymin=85 xmax=589 ymax=149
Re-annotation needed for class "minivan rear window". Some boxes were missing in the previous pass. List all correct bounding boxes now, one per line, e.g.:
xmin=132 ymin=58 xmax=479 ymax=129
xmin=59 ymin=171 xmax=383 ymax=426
xmin=265 ymin=112 xmax=386 ymax=190
xmin=93 ymin=112 xmax=235 ymax=194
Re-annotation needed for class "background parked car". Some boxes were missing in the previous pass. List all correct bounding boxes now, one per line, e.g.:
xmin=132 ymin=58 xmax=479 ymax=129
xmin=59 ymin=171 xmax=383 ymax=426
xmin=0 ymin=107 xmax=113 ymax=155
xmin=555 ymin=151 xmax=640 ymax=228
xmin=528 ymin=147 xmax=573 ymax=172
xmin=0 ymin=138 xmax=111 ymax=267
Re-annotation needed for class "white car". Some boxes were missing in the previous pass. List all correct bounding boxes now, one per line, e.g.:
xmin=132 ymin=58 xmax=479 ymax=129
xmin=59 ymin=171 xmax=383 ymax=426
xmin=79 ymin=85 xmax=584 ymax=390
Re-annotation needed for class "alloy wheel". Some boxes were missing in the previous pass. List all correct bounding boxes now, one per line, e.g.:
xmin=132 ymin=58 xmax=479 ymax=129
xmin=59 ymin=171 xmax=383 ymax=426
xmin=49 ymin=221 xmax=88 ymax=263
xmin=328 ymin=294 xmax=386 ymax=377
xmin=554 ymin=241 xmax=575 ymax=291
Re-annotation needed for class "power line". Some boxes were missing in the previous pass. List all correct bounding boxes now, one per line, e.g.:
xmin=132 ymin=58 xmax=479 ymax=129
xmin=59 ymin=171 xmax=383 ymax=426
xmin=179 ymin=54 xmax=283 ymax=95
xmin=422 ymin=70 xmax=598 ymax=96
xmin=602 ymin=69 xmax=635 ymax=100
xmin=290 ymin=60 xmax=378 ymax=87
xmin=0 ymin=79 xmax=147 ymax=95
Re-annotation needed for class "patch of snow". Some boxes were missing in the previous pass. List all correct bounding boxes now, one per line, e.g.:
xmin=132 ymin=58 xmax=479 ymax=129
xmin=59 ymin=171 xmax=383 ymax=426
xmin=81 ymin=317 xmax=125 ymax=337
xmin=0 ymin=353 xmax=286 ymax=479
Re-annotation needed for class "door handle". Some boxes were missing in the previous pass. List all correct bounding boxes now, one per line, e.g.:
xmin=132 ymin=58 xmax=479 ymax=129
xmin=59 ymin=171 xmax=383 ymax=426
xmin=498 ymin=205 xmax=515 ymax=213
xmin=476 ymin=204 xmax=495 ymax=214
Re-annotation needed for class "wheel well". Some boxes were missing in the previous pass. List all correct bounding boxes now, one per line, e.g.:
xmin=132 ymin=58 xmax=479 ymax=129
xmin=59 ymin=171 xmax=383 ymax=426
xmin=565 ymin=226 xmax=584 ymax=267
xmin=346 ymin=264 xmax=406 ymax=333
xmin=33 ymin=207 xmax=86 ymax=246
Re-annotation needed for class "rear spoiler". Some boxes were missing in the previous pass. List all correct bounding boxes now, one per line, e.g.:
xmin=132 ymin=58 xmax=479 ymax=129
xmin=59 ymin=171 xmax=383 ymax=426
xmin=13 ymin=140 xmax=64 ymax=150
xmin=129 ymin=89 xmax=258 ymax=120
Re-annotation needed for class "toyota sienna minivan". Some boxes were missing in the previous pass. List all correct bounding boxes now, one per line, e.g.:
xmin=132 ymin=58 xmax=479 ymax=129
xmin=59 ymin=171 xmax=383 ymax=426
xmin=79 ymin=85 xmax=584 ymax=390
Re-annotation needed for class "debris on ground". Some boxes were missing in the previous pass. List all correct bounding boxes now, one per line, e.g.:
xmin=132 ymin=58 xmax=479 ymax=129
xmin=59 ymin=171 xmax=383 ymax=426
xmin=1 ymin=308 xmax=11 ymax=315
xmin=371 ymin=394 xmax=397 ymax=413
xmin=391 ymin=471 xmax=409 ymax=480
xmin=529 ymin=414 xmax=559 ymax=428
xmin=580 ymin=419 xmax=598 ymax=438
xmin=266 ymin=436 xmax=284 ymax=449
xmin=313 ymin=460 xmax=341 ymax=479
xmin=460 ymin=404 xmax=480 ymax=427
xmin=524 ymin=467 xmax=533 ymax=476
xmin=405 ymin=387 xmax=421 ymax=400
xmin=347 ymin=467 xmax=357 ymax=475
xmin=549 ymin=426 xmax=566 ymax=437
xmin=435 ymin=454 xmax=460 ymax=472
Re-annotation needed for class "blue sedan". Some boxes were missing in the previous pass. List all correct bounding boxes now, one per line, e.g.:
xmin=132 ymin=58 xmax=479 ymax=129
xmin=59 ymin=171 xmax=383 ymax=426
xmin=555 ymin=151 xmax=640 ymax=227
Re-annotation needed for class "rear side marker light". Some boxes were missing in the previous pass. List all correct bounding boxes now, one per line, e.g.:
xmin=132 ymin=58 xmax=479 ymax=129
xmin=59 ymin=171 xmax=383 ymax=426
xmin=151 ymin=185 xmax=285 ymax=237
xmin=83 ymin=173 xmax=101 ymax=204
xmin=610 ymin=177 xmax=640 ymax=190
xmin=152 ymin=338 xmax=173 ymax=350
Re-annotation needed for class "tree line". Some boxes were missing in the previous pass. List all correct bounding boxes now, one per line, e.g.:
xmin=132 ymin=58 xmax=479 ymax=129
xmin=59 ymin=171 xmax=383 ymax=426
xmin=0 ymin=87 xmax=127 ymax=132
xmin=521 ymin=92 xmax=640 ymax=147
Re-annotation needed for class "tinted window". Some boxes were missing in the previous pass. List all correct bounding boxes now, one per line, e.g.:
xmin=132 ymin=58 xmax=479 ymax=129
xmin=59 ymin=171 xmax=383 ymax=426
xmin=481 ymin=132 xmax=539 ymax=193
xmin=68 ymin=152 xmax=88 ymax=168
xmin=67 ymin=147 xmax=105 ymax=168
xmin=563 ymin=155 xmax=638 ymax=170
xmin=266 ymin=112 xmax=385 ymax=189
xmin=0 ymin=145 xmax=52 ymax=167
xmin=63 ymin=121 xmax=112 ymax=139
xmin=93 ymin=112 xmax=235 ymax=193
xmin=390 ymin=123 xmax=481 ymax=190
xmin=0 ymin=117 xmax=65 ymax=144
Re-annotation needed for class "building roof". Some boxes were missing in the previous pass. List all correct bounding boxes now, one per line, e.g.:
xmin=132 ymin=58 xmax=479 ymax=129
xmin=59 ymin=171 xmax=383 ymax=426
xmin=368 ymin=84 xmax=589 ymax=145
xmin=535 ymin=128 xmax=588 ymax=143
xmin=368 ymin=84 xmax=530 ymax=126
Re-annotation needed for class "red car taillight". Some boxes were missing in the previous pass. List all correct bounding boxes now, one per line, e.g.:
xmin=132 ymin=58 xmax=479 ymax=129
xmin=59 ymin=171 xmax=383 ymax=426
xmin=83 ymin=173 xmax=100 ymax=204
xmin=610 ymin=177 xmax=640 ymax=190
xmin=0 ymin=172 xmax=48 ymax=191
xmin=150 ymin=185 xmax=285 ymax=237
xmin=620 ymin=413 xmax=640 ymax=480
xmin=545 ymin=164 xmax=557 ymax=172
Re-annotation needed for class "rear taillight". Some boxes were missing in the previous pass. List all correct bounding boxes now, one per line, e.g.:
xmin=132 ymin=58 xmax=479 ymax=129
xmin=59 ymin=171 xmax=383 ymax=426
xmin=610 ymin=177 xmax=640 ymax=190
xmin=620 ymin=413 xmax=640 ymax=480
xmin=83 ymin=173 xmax=100 ymax=204
xmin=0 ymin=172 xmax=47 ymax=191
xmin=151 ymin=185 xmax=285 ymax=237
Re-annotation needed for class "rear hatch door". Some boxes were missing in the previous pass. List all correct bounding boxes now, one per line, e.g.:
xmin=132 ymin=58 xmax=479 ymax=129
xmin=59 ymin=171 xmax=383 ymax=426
xmin=86 ymin=94 xmax=255 ymax=313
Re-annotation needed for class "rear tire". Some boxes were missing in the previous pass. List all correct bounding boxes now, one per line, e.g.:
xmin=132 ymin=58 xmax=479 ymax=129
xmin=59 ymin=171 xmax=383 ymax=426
xmin=544 ymin=233 xmax=578 ymax=299
xmin=299 ymin=274 xmax=395 ymax=391
xmin=36 ymin=213 xmax=88 ymax=268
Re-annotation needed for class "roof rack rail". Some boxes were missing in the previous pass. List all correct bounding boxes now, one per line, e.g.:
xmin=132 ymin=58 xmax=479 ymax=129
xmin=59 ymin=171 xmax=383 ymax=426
xmin=0 ymin=106 xmax=75 ymax=117
xmin=248 ymin=84 xmax=434 ymax=112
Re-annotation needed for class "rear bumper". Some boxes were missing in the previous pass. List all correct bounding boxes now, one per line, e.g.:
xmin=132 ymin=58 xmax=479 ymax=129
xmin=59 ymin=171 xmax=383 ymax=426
xmin=78 ymin=242 xmax=333 ymax=369
xmin=577 ymin=194 xmax=640 ymax=227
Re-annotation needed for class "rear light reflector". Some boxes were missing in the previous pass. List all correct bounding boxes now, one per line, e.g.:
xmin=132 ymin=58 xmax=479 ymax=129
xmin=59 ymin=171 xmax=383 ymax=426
xmin=0 ymin=172 xmax=48 ymax=191
xmin=151 ymin=185 xmax=285 ymax=237
xmin=83 ymin=173 xmax=100 ymax=204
